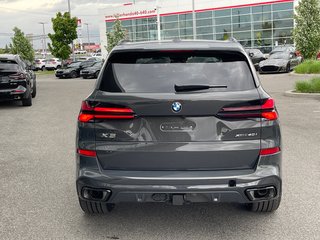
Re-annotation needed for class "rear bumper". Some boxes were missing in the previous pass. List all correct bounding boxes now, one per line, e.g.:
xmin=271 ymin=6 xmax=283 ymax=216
xmin=76 ymin=153 xmax=282 ymax=204
xmin=0 ymin=85 xmax=27 ymax=101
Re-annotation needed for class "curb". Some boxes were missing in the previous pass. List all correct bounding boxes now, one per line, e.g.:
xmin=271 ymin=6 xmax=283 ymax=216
xmin=284 ymin=90 xmax=320 ymax=99
xmin=289 ymin=72 xmax=320 ymax=77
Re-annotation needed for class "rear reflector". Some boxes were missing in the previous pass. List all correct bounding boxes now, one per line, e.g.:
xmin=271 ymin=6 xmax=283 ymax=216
xmin=78 ymin=149 xmax=97 ymax=157
xmin=78 ymin=101 xmax=135 ymax=122
xmin=218 ymin=98 xmax=278 ymax=121
xmin=260 ymin=147 xmax=280 ymax=156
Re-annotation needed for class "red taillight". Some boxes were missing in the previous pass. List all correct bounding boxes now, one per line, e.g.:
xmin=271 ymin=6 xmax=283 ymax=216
xmin=261 ymin=98 xmax=278 ymax=120
xmin=78 ymin=101 xmax=135 ymax=123
xmin=77 ymin=149 xmax=97 ymax=157
xmin=261 ymin=111 xmax=278 ymax=120
xmin=78 ymin=113 xmax=94 ymax=122
xmin=261 ymin=98 xmax=274 ymax=109
xmin=218 ymin=98 xmax=278 ymax=121
xmin=9 ymin=73 xmax=26 ymax=80
xmin=94 ymin=107 xmax=134 ymax=113
xmin=260 ymin=147 xmax=280 ymax=156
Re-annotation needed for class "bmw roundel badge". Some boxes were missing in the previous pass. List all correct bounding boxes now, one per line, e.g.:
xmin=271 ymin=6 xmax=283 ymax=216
xmin=172 ymin=102 xmax=182 ymax=113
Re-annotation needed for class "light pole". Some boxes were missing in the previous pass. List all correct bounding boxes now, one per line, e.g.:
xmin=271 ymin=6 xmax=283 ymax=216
xmin=156 ymin=0 xmax=161 ymax=41
xmin=68 ymin=0 xmax=75 ymax=61
xmin=192 ymin=0 xmax=196 ymax=40
xmin=84 ymin=23 xmax=90 ymax=52
xmin=39 ymin=22 xmax=47 ymax=58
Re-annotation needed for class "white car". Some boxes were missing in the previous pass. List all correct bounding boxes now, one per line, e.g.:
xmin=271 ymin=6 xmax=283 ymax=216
xmin=45 ymin=58 xmax=62 ymax=70
xmin=34 ymin=59 xmax=47 ymax=71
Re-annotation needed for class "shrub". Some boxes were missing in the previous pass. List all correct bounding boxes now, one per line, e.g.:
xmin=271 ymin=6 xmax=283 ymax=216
xmin=295 ymin=78 xmax=320 ymax=93
xmin=294 ymin=60 xmax=320 ymax=74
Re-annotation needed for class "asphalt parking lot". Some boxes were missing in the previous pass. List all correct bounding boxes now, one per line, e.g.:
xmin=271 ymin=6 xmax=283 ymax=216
xmin=0 ymin=73 xmax=319 ymax=240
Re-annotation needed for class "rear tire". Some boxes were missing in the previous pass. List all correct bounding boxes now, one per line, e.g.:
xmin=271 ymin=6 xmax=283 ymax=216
xmin=246 ymin=197 xmax=281 ymax=212
xmin=22 ymin=87 xmax=32 ymax=106
xmin=78 ymin=198 xmax=114 ymax=214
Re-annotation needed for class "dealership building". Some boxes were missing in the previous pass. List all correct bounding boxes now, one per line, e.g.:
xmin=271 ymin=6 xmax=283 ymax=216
xmin=99 ymin=0 xmax=297 ymax=55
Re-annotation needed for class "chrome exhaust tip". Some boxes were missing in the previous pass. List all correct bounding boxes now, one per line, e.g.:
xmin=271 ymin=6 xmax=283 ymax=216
xmin=246 ymin=186 xmax=276 ymax=201
xmin=81 ymin=187 xmax=111 ymax=201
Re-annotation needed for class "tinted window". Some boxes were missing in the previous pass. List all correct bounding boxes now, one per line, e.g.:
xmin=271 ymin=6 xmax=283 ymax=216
xmin=100 ymin=51 xmax=255 ymax=93
xmin=0 ymin=60 xmax=19 ymax=70
xmin=269 ymin=52 xmax=290 ymax=59
xmin=68 ymin=62 xmax=81 ymax=68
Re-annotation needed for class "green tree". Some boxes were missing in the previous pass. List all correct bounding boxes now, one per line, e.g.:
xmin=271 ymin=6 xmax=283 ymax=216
xmin=256 ymin=32 xmax=262 ymax=46
xmin=4 ymin=44 xmax=11 ymax=53
xmin=223 ymin=30 xmax=229 ymax=40
xmin=48 ymin=12 xmax=77 ymax=62
xmin=10 ymin=27 xmax=34 ymax=61
xmin=294 ymin=0 xmax=320 ymax=59
xmin=107 ymin=18 xmax=127 ymax=52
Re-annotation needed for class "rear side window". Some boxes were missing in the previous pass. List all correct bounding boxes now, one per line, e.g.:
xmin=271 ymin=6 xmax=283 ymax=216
xmin=0 ymin=60 xmax=19 ymax=71
xmin=100 ymin=51 xmax=255 ymax=93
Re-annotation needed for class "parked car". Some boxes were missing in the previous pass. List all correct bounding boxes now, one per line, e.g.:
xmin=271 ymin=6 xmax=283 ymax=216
xmin=80 ymin=62 xmax=103 ymax=79
xmin=45 ymin=58 xmax=61 ymax=70
xmin=259 ymin=52 xmax=299 ymax=73
xmin=245 ymin=48 xmax=266 ymax=70
xmin=76 ymin=40 xmax=282 ymax=214
xmin=55 ymin=60 xmax=97 ymax=79
xmin=55 ymin=61 xmax=82 ymax=78
xmin=34 ymin=59 xmax=47 ymax=71
xmin=317 ymin=52 xmax=320 ymax=60
xmin=0 ymin=54 xmax=36 ymax=106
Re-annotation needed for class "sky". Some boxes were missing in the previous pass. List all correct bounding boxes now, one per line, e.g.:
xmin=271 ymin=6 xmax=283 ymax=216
xmin=0 ymin=0 xmax=148 ymax=49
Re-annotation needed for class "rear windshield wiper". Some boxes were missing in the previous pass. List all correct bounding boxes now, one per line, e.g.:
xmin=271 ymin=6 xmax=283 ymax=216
xmin=174 ymin=84 xmax=227 ymax=92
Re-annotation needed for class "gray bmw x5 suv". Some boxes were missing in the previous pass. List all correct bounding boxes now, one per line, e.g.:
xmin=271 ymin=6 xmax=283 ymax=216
xmin=76 ymin=40 xmax=281 ymax=213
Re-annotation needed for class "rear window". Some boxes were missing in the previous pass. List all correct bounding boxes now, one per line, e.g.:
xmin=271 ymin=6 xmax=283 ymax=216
xmin=0 ymin=60 xmax=19 ymax=70
xmin=100 ymin=51 xmax=255 ymax=93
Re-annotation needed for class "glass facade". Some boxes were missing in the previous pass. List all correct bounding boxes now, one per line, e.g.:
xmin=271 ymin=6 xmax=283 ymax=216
xmin=106 ymin=1 xmax=294 ymax=53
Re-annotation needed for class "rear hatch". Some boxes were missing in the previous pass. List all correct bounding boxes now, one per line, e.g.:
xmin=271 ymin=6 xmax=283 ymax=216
xmin=0 ymin=59 xmax=24 ymax=90
xmin=88 ymin=50 xmax=263 ymax=171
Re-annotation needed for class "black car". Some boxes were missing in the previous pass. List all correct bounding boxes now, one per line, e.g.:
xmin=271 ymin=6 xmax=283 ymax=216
xmin=259 ymin=52 xmax=300 ymax=73
xmin=80 ymin=62 xmax=103 ymax=79
xmin=56 ymin=61 xmax=98 ymax=79
xmin=245 ymin=48 xmax=266 ymax=70
xmin=76 ymin=40 xmax=282 ymax=214
xmin=0 ymin=54 xmax=36 ymax=106
xmin=55 ymin=62 xmax=82 ymax=78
